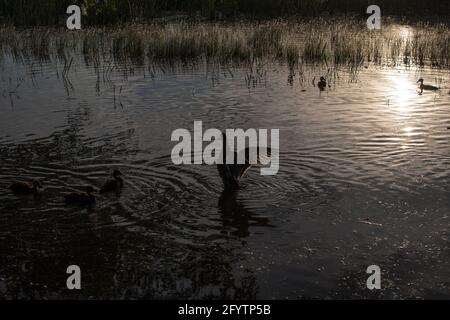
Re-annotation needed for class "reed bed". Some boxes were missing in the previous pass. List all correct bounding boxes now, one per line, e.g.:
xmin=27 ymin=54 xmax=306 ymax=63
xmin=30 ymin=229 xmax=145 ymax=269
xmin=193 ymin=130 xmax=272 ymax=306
xmin=0 ymin=18 xmax=449 ymax=72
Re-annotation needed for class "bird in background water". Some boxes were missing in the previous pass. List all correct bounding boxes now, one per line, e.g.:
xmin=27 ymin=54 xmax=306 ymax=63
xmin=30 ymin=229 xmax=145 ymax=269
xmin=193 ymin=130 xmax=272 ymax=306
xmin=318 ymin=76 xmax=327 ymax=91
xmin=417 ymin=78 xmax=439 ymax=94
xmin=10 ymin=180 xmax=43 ymax=195
xmin=100 ymin=169 xmax=124 ymax=194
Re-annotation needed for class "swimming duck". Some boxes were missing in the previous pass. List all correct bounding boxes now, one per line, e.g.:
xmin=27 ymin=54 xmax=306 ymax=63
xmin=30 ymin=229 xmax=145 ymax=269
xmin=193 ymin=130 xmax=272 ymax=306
xmin=318 ymin=76 xmax=327 ymax=91
xmin=217 ymin=132 xmax=272 ymax=191
xmin=417 ymin=78 xmax=439 ymax=93
xmin=100 ymin=170 xmax=124 ymax=193
xmin=64 ymin=186 xmax=96 ymax=205
xmin=10 ymin=180 xmax=43 ymax=195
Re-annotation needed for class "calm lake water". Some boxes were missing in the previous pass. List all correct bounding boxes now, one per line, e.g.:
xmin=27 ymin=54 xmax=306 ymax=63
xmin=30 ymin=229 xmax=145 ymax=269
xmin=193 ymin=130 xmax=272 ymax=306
xmin=1 ymin=47 xmax=450 ymax=299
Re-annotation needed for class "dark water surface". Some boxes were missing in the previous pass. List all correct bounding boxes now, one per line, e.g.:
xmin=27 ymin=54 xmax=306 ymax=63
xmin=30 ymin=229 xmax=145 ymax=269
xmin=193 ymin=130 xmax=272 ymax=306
xmin=1 ymin=52 xmax=450 ymax=299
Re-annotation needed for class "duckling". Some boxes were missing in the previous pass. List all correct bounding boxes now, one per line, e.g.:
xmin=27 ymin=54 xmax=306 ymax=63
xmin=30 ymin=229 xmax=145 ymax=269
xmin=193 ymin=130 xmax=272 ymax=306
xmin=318 ymin=76 xmax=327 ymax=91
xmin=217 ymin=132 xmax=272 ymax=191
xmin=10 ymin=180 xmax=42 ymax=195
xmin=417 ymin=78 xmax=439 ymax=93
xmin=100 ymin=170 xmax=124 ymax=193
xmin=64 ymin=186 xmax=96 ymax=205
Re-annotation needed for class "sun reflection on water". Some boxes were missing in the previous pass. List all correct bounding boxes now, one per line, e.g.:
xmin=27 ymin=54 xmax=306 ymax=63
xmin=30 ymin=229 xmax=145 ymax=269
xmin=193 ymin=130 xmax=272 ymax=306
xmin=388 ymin=75 xmax=417 ymax=113
xmin=381 ymin=71 xmax=424 ymax=152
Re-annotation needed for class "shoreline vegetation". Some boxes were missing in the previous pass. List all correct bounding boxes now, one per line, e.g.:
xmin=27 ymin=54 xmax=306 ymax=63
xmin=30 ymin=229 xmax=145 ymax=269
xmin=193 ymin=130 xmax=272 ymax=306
xmin=0 ymin=0 xmax=449 ymax=26
xmin=1 ymin=2 xmax=449 ymax=73
xmin=0 ymin=18 xmax=449 ymax=72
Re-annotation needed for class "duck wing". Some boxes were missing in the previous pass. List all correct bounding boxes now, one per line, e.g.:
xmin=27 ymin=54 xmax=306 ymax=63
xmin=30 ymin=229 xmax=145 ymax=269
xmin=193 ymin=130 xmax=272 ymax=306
xmin=232 ymin=146 xmax=273 ymax=179
xmin=424 ymin=84 xmax=439 ymax=91
xmin=218 ymin=132 xmax=273 ymax=189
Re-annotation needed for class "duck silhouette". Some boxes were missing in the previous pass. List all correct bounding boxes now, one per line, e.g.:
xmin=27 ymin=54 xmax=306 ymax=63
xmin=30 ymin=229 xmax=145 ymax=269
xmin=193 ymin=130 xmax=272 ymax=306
xmin=10 ymin=180 xmax=43 ymax=195
xmin=417 ymin=78 xmax=439 ymax=94
xmin=100 ymin=170 xmax=124 ymax=194
xmin=217 ymin=132 xmax=271 ymax=191
xmin=64 ymin=186 xmax=96 ymax=205
xmin=318 ymin=76 xmax=327 ymax=91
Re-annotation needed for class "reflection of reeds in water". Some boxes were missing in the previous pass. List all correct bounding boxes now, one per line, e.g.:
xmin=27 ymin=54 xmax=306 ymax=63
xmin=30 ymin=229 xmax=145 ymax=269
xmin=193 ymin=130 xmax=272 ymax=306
xmin=0 ymin=18 xmax=449 ymax=73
